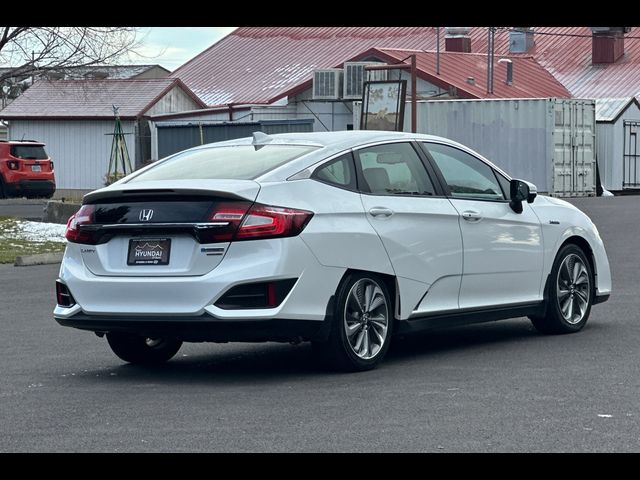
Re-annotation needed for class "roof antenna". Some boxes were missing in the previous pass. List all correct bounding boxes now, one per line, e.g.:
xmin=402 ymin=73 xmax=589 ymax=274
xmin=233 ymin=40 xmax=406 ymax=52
xmin=252 ymin=131 xmax=273 ymax=151
xmin=21 ymin=133 xmax=25 ymax=141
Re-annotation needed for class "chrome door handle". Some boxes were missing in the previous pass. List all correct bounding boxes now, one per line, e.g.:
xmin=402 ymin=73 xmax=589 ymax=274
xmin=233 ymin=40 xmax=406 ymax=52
xmin=461 ymin=210 xmax=482 ymax=222
xmin=368 ymin=207 xmax=394 ymax=217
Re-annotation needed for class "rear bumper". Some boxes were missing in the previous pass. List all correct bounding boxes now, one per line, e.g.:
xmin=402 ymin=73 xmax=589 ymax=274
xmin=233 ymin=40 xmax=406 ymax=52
xmin=3 ymin=179 xmax=55 ymax=197
xmin=55 ymin=313 xmax=329 ymax=343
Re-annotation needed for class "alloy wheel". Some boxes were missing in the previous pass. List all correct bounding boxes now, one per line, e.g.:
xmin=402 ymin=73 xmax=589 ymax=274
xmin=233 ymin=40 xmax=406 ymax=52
xmin=557 ymin=253 xmax=590 ymax=325
xmin=343 ymin=278 xmax=389 ymax=360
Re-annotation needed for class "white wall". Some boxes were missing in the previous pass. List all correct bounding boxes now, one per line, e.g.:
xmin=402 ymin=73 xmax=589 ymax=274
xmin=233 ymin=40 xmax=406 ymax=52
xmin=597 ymin=102 xmax=640 ymax=191
xmin=8 ymin=119 xmax=136 ymax=190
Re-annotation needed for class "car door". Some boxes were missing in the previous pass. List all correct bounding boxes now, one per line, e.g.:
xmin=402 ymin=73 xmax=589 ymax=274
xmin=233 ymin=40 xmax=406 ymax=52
xmin=421 ymin=142 xmax=544 ymax=310
xmin=354 ymin=141 xmax=463 ymax=318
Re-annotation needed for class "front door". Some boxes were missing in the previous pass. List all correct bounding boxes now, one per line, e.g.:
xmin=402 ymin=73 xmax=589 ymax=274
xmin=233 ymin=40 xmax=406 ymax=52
xmin=422 ymin=142 xmax=544 ymax=310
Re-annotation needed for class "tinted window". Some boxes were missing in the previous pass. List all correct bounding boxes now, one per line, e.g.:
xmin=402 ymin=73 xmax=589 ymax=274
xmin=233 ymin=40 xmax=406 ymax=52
xmin=355 ymin=143 xmax=435 ymax=196
xmin=128 ymin=145 xmax=319 ymax=182
xmin=425 ymin=143 xmax=504 ymax=200
xmin=312 ymin=152 xmax=356 ymax=190
xmin=10 ymin=145 xmax=48 ymax=160
xmin=495 ymin=171 xmax=511 ymax=199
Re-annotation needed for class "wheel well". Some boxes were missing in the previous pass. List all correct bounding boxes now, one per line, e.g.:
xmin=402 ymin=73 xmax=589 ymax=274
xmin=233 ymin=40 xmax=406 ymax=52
xmin=559 ymin=236 xmax=596 ymax=279
xmin=338 ymin=269 xmax=398 ymax=318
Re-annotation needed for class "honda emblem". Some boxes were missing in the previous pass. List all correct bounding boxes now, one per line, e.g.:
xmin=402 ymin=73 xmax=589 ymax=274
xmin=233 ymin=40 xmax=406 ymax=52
xmin=139 ymin=209 xmax=154 ymax=222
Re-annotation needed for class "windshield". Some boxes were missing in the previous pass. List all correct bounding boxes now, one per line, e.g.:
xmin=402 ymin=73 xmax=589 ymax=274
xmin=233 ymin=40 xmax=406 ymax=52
xmin=128 ymin=145 xmax=319 ymax=182
xmin=10 ymin=145 xmax=48 ymax=160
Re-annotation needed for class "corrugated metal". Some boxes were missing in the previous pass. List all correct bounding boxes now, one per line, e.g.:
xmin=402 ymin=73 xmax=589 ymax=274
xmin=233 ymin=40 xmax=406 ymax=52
xmin=597 ymin=100 xmax=640 ymax=190
xmin=357 ymin=98 xmax=596 ymax=196
xmin=0 ymin=124 xmax=6 ymax=141
xmin=155 ymin=119 xmax=314 ymax=158
xmin=170 ymin=27 xmax=640 ymax=107
xmin=8 ymin=119 xmax=137 ymax=190
xmin=0 ymin=79 xmax=204 ymax=119
xmin=595 ymin=98 xmax=635 ymax=122
xmin=0 ymin=65 xmax=168 ymax=80
xmin=372 ymin=48 xmax=570 ymax=99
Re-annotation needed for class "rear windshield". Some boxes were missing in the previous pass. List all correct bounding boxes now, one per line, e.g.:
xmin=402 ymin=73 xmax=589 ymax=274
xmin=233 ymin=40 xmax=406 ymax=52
xmin=128 ymin=145 xmax=319 ymax=182
xmin=10 ymin=145 xmax=48 ymax=160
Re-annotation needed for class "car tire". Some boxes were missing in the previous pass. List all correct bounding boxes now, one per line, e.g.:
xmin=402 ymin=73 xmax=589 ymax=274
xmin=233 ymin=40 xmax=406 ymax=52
xmin=106 ymin=333 xmax=182 ymax=365
xmin=0 ymin=177 xmax=5 ymax=199
xmin=530 ymin=244 xmax=594 ymax=334
xmin=313 ymin=273 xmax=394 ymax=372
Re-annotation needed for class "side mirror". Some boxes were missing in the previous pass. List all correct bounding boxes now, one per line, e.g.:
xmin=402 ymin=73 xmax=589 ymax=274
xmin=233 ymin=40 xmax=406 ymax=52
xmin=509 ymin=179 xmax=537 ymax=213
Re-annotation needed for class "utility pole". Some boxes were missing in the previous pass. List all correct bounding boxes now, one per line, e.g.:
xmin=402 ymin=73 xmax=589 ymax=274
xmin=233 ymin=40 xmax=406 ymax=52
xmin=486 ymin=27 xmax=495 ymax=95
xmin=436 ymin=27 xmax=441 ymax=75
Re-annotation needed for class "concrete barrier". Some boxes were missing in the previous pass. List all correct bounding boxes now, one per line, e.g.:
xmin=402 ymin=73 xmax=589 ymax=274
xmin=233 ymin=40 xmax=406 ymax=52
xmin=43 ymin=200 xmax=81 ymax=225
xmin=15 ymin=252 xmax=64 ymax=266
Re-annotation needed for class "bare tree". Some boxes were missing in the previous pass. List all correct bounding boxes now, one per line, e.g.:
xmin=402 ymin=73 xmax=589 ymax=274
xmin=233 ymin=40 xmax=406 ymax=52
xmin=0 ymin=27 xmax=142 ymax=84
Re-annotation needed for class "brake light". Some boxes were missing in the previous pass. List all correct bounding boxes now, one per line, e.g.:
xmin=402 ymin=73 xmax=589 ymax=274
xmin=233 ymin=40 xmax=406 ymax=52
xmin=236 ymin=204 xmax=313 ymax=240
xmin=50 ymin=161 xmax=54 ymax=170
xmin=65 ymin=205 xmax=96 ymax=244
xmin=203 ymin=202 xmax=313 ymax=243
xmin=7 ymin=160 xmax=19 ymax=170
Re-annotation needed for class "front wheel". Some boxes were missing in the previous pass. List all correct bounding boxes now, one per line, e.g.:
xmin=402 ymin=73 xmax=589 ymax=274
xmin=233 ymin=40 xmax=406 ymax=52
xmin=313 ymin=273 xmax=393 ymax=372
xmin=106 ymin=333 xmax=182 ymax=365
xmin=530 ymin=244 xmax=594 ymax=334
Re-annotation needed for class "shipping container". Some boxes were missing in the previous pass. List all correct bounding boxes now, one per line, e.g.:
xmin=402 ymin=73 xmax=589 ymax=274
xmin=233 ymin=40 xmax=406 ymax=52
xmin=355 ymin=98 xmax=597 ymax=197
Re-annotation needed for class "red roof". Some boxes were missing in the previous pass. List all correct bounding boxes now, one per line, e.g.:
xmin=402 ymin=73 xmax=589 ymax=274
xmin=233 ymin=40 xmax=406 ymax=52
xmin=354 ymin=48 xmax=571 ymax=99
xmin=0 ymin=78 xmax=206 ymax=119
xmin=171 ymin=27 xmax=440 ymax=106
xmin=171 ymin=27 xmax=640 ymax=106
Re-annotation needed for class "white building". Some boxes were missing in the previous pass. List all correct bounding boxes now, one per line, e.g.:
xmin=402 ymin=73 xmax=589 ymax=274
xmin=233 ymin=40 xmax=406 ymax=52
xmin=0 ymin=78 xmax=205 ymax=197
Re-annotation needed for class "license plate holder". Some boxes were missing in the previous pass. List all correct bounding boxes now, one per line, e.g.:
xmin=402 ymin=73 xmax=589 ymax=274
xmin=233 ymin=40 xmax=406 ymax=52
xmin=31 ymin=165 xmax=41 ymax=172
xmin=127 ymin=238 xmax=171 ymax=266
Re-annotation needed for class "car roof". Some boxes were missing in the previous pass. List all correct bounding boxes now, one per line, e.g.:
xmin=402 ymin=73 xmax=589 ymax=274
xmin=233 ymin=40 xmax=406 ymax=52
xmin=0 ymin=140 xmax=45 ymax=145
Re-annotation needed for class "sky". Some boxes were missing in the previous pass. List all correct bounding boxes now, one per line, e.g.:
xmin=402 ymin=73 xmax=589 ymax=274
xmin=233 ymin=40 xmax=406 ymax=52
xmin=128 ymin=27 xmax=237 ymax=72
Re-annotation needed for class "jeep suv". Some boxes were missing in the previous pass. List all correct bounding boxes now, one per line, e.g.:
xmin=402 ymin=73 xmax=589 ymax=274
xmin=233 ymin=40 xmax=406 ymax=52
xmin=0 ymin=140 xmax=56 ymax=198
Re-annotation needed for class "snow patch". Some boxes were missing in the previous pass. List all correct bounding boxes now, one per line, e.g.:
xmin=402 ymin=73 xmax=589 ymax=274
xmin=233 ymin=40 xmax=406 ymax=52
xmin=15 ymin=220 xmax=66 ymax=243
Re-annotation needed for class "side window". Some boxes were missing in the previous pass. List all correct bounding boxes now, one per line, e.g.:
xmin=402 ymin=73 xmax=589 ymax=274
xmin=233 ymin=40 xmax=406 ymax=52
xmin=424 ymin=143 xmax=505 ymax=201
xmin=355 ymin=142 xmax=436 ymax=196
xmin=312 ymin=152 xmax=357 ymax=190
xmin=495 ymin=171 xmax=511 ymax=199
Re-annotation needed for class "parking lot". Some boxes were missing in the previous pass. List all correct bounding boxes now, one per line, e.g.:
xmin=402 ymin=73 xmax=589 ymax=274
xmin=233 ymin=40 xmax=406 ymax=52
xmin=1 ymin=195 xmax=639 ymax=452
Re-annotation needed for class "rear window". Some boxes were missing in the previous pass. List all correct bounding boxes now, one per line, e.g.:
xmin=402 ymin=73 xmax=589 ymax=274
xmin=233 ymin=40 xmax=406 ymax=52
xmin=10 ymin=145 xmax=48 ymax=160
xmin=128 ymin=145 xmax=319 ymax=182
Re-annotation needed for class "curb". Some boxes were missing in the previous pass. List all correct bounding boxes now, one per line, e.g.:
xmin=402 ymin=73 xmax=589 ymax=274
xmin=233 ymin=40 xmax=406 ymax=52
xmin=14 ymin=252 xmax=63 ymax=267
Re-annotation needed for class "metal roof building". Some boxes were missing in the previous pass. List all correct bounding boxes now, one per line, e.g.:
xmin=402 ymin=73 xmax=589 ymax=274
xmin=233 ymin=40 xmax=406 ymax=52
xmin=0 ymin=79 xmax=205 ymax=196
xmin=595 ymin=97 xmax=640 ymax=191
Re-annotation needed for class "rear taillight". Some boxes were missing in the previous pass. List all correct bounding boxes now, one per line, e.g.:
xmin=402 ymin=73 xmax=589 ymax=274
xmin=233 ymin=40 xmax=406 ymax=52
xmin=65 ymin=205 xmax=97 ymax=244
xmin=56 ymin=281 xmax=76 ymax=307
xmin=50 ymin=161 xmax=54 ymax=170
xmin=7 ymin=160 xmax=19 ymax=170
xmin=203 ymin=202 xmax=313 ymax=243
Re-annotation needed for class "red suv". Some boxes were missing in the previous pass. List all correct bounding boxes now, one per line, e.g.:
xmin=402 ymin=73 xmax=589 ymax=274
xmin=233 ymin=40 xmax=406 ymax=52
xmin=0 ymin=140 xmax=56 ymax=198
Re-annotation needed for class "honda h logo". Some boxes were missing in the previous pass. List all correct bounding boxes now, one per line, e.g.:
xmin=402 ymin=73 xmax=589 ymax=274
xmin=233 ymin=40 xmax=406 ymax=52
xmin=139 ymin=209 xmax=154 ymax=222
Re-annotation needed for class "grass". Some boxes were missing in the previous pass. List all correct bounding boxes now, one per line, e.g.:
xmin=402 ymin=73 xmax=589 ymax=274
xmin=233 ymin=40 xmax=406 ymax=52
xmin=0 ymin=216 xmax=66 ymax=264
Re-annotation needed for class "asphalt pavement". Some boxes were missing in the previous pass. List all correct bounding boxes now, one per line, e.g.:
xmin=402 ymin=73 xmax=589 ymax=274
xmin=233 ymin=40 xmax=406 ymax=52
xmin=1 ymin=195 xmax=639 ymax=452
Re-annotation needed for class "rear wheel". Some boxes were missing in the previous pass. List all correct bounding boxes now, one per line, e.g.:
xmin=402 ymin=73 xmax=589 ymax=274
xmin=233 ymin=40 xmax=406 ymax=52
xmin=0 ymin=177 xmax=5 ymax=199
xmin=313 ymin=273 xmax=393 ymax=372
xmin=530 ymin=244 xmax=593 ymax=334
xmin=106 ymin=333 xmax=182 ymax=365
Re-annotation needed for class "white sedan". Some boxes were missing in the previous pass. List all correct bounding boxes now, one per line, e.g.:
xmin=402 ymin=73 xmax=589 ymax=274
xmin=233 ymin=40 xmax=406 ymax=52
xmin=54 ymin=131 xmax=611 ymax=371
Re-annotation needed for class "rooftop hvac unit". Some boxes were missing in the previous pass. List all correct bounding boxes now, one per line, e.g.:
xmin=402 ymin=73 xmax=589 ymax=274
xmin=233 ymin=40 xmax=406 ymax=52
xmin=312 ymin=69 xmax=343 ymax=100
xmin=343 ymin=62 xmax=387 ymax=100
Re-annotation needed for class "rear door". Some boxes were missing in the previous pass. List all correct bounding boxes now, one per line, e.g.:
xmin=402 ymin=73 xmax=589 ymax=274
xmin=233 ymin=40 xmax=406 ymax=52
xmin=354 ymin=141 xmax=463 ymax=316
xmin=421 ymin=142 xmax=544 ymax=309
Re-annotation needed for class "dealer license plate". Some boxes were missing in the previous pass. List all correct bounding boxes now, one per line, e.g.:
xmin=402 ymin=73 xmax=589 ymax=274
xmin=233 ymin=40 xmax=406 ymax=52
xmin=127 ymin=238 xmax=171 ymax=266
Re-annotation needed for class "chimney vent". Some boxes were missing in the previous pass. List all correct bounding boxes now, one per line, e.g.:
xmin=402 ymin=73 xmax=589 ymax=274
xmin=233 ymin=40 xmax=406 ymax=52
xmin=591 ymin=27 xmax=628 ymax=64
xmin=445 ymin=26 xmax=472 ymax=53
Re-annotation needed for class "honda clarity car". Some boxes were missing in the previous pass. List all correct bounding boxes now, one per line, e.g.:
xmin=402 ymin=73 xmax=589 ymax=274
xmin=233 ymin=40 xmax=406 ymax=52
xmin=54 ymin=131 xmax=611 ymax=371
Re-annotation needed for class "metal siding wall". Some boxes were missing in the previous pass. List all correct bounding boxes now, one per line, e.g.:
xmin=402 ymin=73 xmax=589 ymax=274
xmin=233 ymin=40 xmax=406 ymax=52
xmin=156 ymin=120 xmax=314 ymax=158
xmin=417 ymin=99 xmax=551 ymax=191
xmin=8 ymin=120 xmax=135 ymax=190
xmin=596 ymin=123 xmax=616 ymax=190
